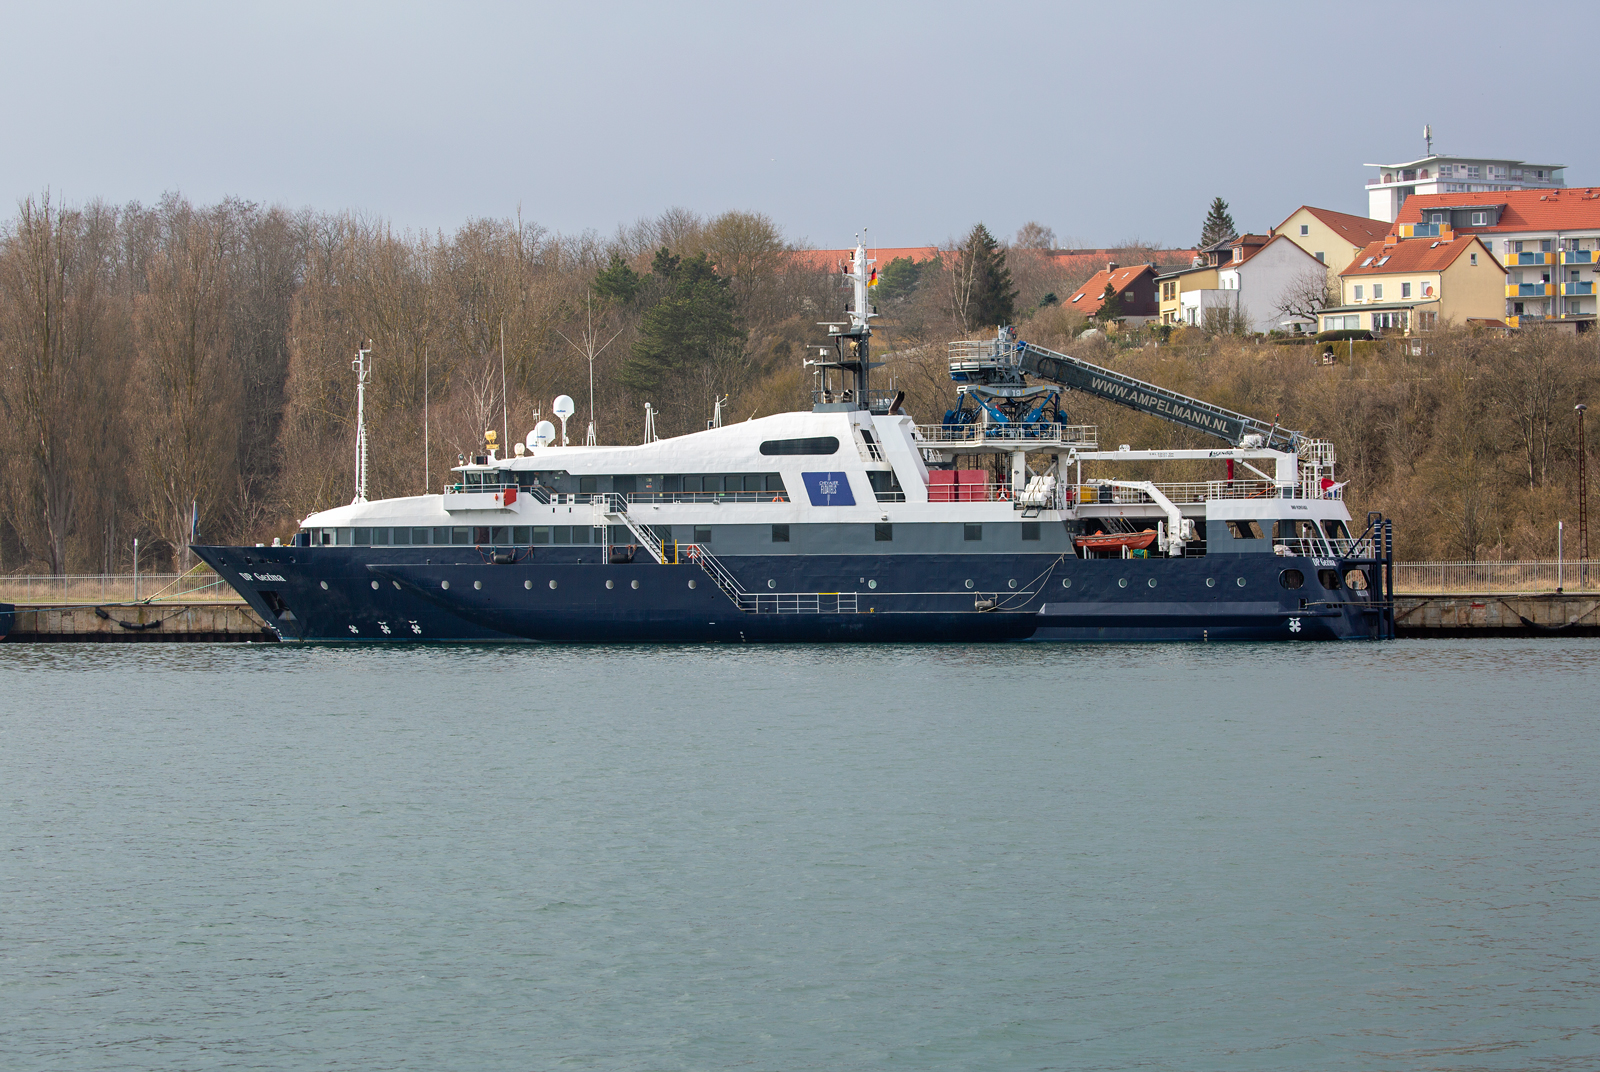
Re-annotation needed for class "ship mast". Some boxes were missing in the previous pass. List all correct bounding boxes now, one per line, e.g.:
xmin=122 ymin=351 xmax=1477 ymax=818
xmin=352 ymin=343 xmax=371 ymax=504
xmin=807 ymin=234 xmax=880 ymax=410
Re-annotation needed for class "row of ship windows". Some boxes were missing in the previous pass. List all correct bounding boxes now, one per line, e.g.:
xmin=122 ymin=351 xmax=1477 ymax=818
xmin=296 ymin=521 xmax=1042 ymax=547
xmin=464 ymin=471 xmax=789 ymax=494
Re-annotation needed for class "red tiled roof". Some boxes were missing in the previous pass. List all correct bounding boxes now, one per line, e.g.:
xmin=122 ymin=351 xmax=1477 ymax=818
xmin=1275 ymin=206 xmax=1390 ymax=247
xmin=1339 ymin=235 xmax=1498 ymax=277
xmin=791 ymin=246 xmax=1196 ymax=272
xmin=1394 ymin=188 xmax=1600 ymax=233
xmin=788 ymin=246 xmax=944 ymax=271
xmin=1065 ymin=264 xmax=1158 ymax=314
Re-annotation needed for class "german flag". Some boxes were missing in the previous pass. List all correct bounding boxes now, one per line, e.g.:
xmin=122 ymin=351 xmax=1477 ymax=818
xmin=868 ymin=268 xmax=879 ymax=287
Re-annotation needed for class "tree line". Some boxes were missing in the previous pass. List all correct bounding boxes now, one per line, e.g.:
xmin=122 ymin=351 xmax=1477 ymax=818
xmin=1 ymin=194 xmax=1590 ymax=572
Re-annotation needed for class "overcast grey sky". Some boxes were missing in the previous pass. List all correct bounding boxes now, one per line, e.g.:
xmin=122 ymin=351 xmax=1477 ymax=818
xmin=5 ymin=0 xmax=1594 ymax=250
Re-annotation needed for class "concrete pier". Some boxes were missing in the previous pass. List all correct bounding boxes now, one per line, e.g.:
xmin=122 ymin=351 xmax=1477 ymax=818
xmin=5 ymin=602 xmax=275 ymax=642
xmin=1394 ymin=594 xmax=1600 ymax=637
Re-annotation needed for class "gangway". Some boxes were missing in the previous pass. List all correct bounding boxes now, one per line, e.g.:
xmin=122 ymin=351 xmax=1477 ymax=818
xmin=949 ymin=329 xmax=1302 ymax=452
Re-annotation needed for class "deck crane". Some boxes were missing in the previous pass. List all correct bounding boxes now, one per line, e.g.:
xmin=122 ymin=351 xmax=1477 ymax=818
xmin=946 ymin=327 xmax=1301 ymax=452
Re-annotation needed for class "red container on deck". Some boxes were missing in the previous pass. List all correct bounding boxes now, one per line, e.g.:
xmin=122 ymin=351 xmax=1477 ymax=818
xmin=956 ymin=469 xmax=987 ymax=502
xmin=929 ymin=470 xmax=957 ymax=502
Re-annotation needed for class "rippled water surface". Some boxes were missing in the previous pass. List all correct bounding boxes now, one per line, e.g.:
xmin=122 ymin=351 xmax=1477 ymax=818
xmin=3 ymin=640 xmax=1598 ymax=1071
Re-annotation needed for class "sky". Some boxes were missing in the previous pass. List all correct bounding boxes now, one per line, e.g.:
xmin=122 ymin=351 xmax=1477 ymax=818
xmin=4 ymin=0 xmax=1596 ymax=252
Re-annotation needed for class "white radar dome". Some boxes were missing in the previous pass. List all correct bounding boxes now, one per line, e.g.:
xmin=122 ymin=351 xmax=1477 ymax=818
xmin=530 ymin=421 xmax=556 ymax=448
xmin=552 ymin=395 xmax=576 ymax=420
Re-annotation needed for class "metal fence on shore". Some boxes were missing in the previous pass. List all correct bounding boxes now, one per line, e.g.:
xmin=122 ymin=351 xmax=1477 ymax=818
xmin=1392 ymin=561 xmax=1599 ymax=594
xmin=0 ymin=572 xmax=238 ymax=605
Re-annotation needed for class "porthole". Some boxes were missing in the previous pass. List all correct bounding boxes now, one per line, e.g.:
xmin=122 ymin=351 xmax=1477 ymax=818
xmin=631 ymin=579 xmax=640 ymax=590
xmin=1236 ymin=577 xmax=1247 ymax=587
xmin=320 ymin=580 xmax=329 ymax=590
xmin=1008 ymin=579 xmax=1017 ymax=589
xmin=688 ymin=579 xmax=697 ymax=589
xmin=1344 ymin=569 xmax=1369 ymax=591
xmin=1118 ymin=578 xmax=1128 ymax=588
xmin=965 ymin=579 xmax=974 ymax=589
xmin=1147 ymin=578 xmax=1157 ymax=588
xmin=1279 ymin=569 xmax=1305 ymax=590
xmin=1061 ymin=578 xmax=1072 ymax=588
xmin=549 ymin=579 xmax=558 ymax=590
xmin=441 ymin=580 xmax=450 ymax=590
xmin=768 ymin=579 xmax=776 ymax=589
xmin=1206 ymin=577 xmax=1215 ymax=588
xmin=605 ymin=579 xmax=614 ymax=590
xmin=370 ymin=580 xmax=379 ymax=590
xmin=473 ymin=580 xmax=482 ymax=590
xmin=868 ymin=579 xmax=877 ymax=589
xmin=524 ymin=579 xmax=533 ymax=589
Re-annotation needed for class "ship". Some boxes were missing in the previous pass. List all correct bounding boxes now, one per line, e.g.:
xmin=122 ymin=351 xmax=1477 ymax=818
xmin=193 ymin=239 xmax=1395 ymax=643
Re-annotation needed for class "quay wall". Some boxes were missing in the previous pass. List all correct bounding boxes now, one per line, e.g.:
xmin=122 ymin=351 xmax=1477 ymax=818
xmin=5 ymin=602 xmax=275 ymax=643
xmin=1394 ymin=594 xmax=1600 ymax=637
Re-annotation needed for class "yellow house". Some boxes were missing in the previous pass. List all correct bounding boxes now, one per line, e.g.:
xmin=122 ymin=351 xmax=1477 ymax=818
xmin=1317 ymin=235 xmax=1505 ymax=336
xmin=1155 ymin=263 xmax=1217 ymax=324
xmin=1273 ymin=206 xmax=1391 ymax=281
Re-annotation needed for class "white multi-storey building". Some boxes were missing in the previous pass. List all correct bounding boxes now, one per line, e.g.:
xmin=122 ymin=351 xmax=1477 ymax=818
xmin=1366 ymin=153 xmax=1564 ymax=222
xmin=1393 ymin=188 xmax=1600 ymax=326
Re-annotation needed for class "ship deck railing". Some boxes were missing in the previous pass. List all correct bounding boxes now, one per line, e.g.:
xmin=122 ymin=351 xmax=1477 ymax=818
xmin=917 ymin=423 xmax=1099 ymax=450
xmin=1071 ymin=481 xmax=1344 ymax=506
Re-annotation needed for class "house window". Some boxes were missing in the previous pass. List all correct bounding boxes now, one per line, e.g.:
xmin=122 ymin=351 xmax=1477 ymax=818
xmin=1471 ymin=253 xmax=1478 ymax=266
xmin=1467 ymin=165 xmax=1481 ymax=178
xmin=1373 ymin=284 xmax=1383 ymax=300
xmin=1401 ymin=282 xmax=1411 ymax=298
xmin=1430 ymin=213 xmax=1445 ymax=224
xmin=1315 ymin=252 xmax=1324 ymax=262
xmin=1542 ymin=240 xmax=1553 ymax=252
xmin=1300 ymin=224 xmax=1309 ymax=236
xmin=1354 ymin=285 xmax=1364 ymax=301
xmin=1513 ymin=241 xmax=1524 ymax=253
xmin=1471 ymin=212 xmax=1487 ymax=226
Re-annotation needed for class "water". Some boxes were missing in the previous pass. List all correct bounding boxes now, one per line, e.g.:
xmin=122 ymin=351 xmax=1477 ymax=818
xmin=2 ymin=641 xmax=1597 ymax=1072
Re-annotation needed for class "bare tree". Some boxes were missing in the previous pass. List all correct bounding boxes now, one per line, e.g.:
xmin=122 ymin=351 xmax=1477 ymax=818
xmin=1014 ymin=222 xmax=1056 ymax=250
xmin=0 ymin=195 xmax=117 ymax=573
xmin=1275 ymin=264 xmax=1338 ymax=327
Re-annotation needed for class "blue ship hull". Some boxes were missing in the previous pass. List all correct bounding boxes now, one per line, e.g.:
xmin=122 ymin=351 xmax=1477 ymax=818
xmin=196 ymin=544 xmax=1386 ymax=643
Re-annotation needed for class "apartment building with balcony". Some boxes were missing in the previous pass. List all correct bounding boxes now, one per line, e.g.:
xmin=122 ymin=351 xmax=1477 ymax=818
xmin=1392 ymin=188 xmax=1600 ymax=326
xmin=1365 ymin=154 xmax=1564 ymax=223
xmin=1317 ymin=234 xmax=1503 ymax=337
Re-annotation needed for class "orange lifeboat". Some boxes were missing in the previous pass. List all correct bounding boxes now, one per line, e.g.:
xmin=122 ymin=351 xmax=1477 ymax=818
xmin=1074 ymin=529 xmax=1158 ymax=552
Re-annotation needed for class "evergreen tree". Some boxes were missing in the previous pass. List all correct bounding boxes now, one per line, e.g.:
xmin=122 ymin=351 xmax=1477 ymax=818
xmin=619 ymin=248 xmax=743 ymax=393
xmin=1094 ymin=284 xmax=1123 ymax=324
xmin=953 ymin=223 xmax=1017 ymax=330
xmin=876 ymin=255 xmax=924 ymax=306
xmin=593 ymin=252 xmax=641 ymax=304
xmin=1199 ymin=197 xmax=1237 ymax=248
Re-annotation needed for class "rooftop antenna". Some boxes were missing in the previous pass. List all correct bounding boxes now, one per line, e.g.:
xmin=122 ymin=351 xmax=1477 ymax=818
xmin=352 ymin=341 xmax=372 ymax=503
xmin=556 ymin=291 xmax=623 ymax=447
xmin=552 ymin=394 xmax=575 ymax=446
xmin=1424 ymin=124 xmax=1433 ymax=156
xmin=643 ymin=402 xmax=658 ymax=444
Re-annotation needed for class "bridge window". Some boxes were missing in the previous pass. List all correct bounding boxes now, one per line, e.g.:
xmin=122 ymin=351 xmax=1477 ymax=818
xmin=771 ymin=524 xmax=790 ymax=543
xmin=1226 ymin=520 xmax=1264 ymax=539
xmin=513 ymin=527 xmax=531 ymax=543
xmin=760 ymin=436 xmax=840 ymax=456
xmin=531 ymin=527 xmax=551 ymax=544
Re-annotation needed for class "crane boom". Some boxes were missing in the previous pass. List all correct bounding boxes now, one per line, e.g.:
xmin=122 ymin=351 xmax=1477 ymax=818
xmin=949 ymin=330 xmax=1301 ymax=451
